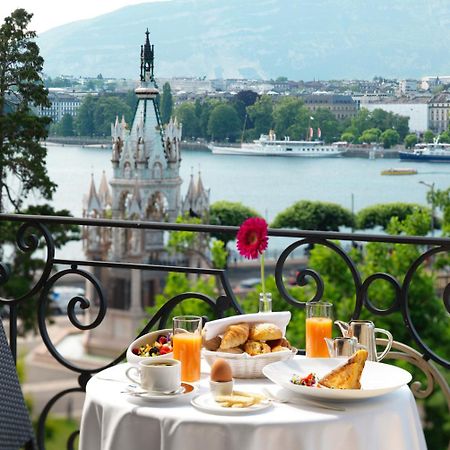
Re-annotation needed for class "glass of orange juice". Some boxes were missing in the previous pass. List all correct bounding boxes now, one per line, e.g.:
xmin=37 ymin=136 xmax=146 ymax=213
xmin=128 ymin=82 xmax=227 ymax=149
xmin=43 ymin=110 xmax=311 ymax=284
xmin=172 ymin=315 xmax=202 ymax=382
xmin=305 ymin=301 xmax=333 ymax=358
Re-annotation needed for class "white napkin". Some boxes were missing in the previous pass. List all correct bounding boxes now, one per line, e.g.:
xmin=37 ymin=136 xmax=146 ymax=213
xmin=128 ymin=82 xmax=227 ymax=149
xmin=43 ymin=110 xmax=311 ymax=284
xmin=203 ymin=311 xmax=291 ymax=340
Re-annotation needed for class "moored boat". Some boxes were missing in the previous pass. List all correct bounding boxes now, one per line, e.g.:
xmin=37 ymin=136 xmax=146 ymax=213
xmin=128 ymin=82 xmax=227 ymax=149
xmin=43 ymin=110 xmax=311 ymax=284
xmin=399 ymin=141 xmax=450 ymax=162
xmin=209 ymin=131 xmax=346 ymax=157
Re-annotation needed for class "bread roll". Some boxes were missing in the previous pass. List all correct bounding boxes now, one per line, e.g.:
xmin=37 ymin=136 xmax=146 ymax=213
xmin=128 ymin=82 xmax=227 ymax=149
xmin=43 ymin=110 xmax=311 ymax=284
xmin=219 ymin=323 xmax=249 ymax=350
xmin=244 ymin=340 xmax=271 ymax=356
xmin=271 ymin=345 xmax=289 ymax=353
xmin=249 ymin=323 xmax=282 ymax=341
xmin=203 ymin=335 xmax=222 ymax=351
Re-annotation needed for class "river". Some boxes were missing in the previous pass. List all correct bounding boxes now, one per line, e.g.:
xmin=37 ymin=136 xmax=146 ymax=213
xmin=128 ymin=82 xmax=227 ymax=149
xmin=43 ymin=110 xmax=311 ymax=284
xmin=40 ymin=143 xmax=450 ymax=259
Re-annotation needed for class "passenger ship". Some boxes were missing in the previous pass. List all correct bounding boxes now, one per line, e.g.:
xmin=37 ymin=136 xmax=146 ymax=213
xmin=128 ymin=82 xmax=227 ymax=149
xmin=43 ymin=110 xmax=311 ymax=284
xmin=399 ymin=141 xmax=450 ymax=162
xmin=209 ymin=131 xmax=347 ymax=157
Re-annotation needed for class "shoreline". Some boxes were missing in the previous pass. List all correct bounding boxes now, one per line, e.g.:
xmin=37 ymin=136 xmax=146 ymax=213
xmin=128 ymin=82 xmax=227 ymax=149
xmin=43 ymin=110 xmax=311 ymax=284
xmin=44 ymin=138 xmax=401 ymax=158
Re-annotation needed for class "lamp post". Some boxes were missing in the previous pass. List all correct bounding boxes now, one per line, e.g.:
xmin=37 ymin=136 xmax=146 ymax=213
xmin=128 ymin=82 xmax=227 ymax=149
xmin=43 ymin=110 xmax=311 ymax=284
xmin=419 ymin=181 xmax=435 ymax=237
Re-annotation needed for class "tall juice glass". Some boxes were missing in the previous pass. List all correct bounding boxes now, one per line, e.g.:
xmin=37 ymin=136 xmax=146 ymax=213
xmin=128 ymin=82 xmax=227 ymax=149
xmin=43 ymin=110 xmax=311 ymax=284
xmin=172 ymin=316 xmax=202 ymax=382
xmin=305 ymin=301 xmax=333 ymax=358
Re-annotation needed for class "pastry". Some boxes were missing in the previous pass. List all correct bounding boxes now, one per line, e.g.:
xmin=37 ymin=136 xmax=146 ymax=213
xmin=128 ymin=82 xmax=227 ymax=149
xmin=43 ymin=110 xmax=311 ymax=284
xmin=244 ymin=340 xmax=271 ymax=356
xmin=218 ymin=347 xmax=244 ymax=354
xmin=318 ymin=349 xmax=368 ymax=389
xmin=271 ymin=345 xmax=289 ymax=353
xmin=203 ymin=335 xmax=222 ymax=351
xmin=249 ymin=323 xmax=283 ymax=341
xmin=219 ymin=323 xmax=249 ymax=350
xmin=267 ymin=337 xmax=291 ymax=349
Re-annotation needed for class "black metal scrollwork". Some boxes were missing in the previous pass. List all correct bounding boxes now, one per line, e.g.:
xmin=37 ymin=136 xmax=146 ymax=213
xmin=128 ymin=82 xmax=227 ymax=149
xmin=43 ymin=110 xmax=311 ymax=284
xmin=37 ymin=267 xmax=107 ymax=373
xmin=0 ymin=213 xmax=448 ymax=450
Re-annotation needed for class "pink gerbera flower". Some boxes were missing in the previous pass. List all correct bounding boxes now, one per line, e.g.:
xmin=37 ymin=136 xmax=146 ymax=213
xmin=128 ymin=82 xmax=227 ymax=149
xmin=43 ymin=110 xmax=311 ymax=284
xmin=236 ymin=217 xmax=268 ymax=260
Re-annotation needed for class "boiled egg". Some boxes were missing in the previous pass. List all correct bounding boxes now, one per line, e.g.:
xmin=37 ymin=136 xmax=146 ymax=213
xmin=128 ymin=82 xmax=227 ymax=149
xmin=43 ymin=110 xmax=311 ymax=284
xmin=210 ymin=358 xmax=233 ymax=382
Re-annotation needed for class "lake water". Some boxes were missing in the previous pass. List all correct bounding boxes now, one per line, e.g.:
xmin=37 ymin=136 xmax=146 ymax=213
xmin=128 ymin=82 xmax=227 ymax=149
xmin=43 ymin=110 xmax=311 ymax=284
xmin=39 ymin=144 xmax=450 ymax=259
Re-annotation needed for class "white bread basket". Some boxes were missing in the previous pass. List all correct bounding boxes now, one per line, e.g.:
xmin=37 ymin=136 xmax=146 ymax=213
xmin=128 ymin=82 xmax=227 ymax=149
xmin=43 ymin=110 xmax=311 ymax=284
xmin=202 ymin=312 xmax=296 ymax=379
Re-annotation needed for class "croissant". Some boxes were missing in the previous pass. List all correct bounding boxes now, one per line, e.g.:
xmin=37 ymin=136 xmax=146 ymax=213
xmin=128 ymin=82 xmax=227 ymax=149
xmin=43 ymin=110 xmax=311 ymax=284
xmin=219 ymin=323 xmax=249 ymax=350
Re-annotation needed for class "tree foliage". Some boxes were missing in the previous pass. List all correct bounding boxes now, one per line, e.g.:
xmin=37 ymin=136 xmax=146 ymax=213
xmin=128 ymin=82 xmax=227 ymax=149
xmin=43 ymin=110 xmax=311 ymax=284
xmin=380 ymin=128 xmax=400 ymax=148
xmin=209 ymin=201 xmax=260 ymax=245
xmin=75 ymin=94 xmax=132 ymax=137
xmin=404 ymin=133 xmax=418 ymax=149
xmin=356 ymin=203 xmax=431 ymax=231
xmin=207 ymin=104 xmax=241 ymax=142
xmin=0 ymin=9 xmax=56 ymax=212
xmin=174 ymin=102 xmax=198 ymax=139
xmin=160 ymin=82 xmax=173 ymax=124
xmin=271 ymin=200 xmax=354 ymax=231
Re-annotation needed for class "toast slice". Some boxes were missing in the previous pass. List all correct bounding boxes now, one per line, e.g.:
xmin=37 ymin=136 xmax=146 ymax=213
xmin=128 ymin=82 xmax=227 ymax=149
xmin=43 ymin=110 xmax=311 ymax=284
xmin=318 ymin=349 xmax=368 ymax=389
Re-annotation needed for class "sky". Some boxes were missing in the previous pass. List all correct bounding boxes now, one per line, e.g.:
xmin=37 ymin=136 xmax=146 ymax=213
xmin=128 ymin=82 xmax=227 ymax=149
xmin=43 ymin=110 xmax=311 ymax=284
xmin=1 ymin=1 xmax=164 ymax=34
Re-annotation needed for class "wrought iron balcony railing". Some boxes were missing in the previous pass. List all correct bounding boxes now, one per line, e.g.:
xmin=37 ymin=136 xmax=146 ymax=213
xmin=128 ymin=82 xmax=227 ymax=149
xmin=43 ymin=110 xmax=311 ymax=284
xmin=0 ymin=213 xmax=448 ymax=450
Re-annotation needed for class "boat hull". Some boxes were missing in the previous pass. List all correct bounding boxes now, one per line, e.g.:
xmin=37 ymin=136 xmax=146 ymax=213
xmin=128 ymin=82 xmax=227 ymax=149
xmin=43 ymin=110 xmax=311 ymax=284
xmin=209 ymin=145 xmax=345 ymax=157
xmin=399 ymin=151 xmax=450 ymax=162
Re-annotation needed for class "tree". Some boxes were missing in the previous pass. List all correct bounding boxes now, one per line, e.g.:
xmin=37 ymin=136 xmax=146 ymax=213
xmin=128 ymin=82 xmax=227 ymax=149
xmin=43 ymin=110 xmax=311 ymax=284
xmin=404 ymin=133 xmax=418 ymax=149
xmin=272 ymin=97 xmax=305 ymax=138
xmin=0 ymin=10 xmax=57 ymax=213
xmin=356 ymin=203 xmax=431 ymax=231
xmin=246 ymin=95 xmax=273 ymax=140
xmin=311 ymin=108 xmax=342 ymax=143
xmin=76 ymin=95 xmax=96 ymax=136
xmin=439 ymin=131 xmax=450 ymax=143
xmin=209 ymin=201 xmax=260 ymax=246
xmin=359 ymin=128 xmax=381 ymax=144
xmin=341 ymin=132 xmax=355 ymax=143
xmin=174 ymin=102 xmax=199 ymax=139
xmin=59 ymin=113 xmax=74 ymax=136
xmin=207 ymin=103 xmax=241 ymax=142
xmin=160 ymin=82 xmax=173 ymax=124
xmin=271 ymin=200 xmax=354 ymax=231
xmin=423 ymin=130 xmax=434 ymax=143
xmin=93 ymin=96 xmax=131 ymax=136
xmin=380 ymin=128 xmax=400 ymax=148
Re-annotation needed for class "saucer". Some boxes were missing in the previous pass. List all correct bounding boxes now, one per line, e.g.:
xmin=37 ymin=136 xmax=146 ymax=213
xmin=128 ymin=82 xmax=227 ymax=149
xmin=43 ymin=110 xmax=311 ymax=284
xmin=126 ymin=382 xmax=197 ymax=402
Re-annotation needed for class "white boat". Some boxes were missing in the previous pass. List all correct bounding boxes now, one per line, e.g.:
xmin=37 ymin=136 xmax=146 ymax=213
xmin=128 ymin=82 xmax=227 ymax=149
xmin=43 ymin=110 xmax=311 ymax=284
xmin=209 ymin=132 xmax=346 ymax=157
xmin=399 ymin=140 xmax=450 ymax=162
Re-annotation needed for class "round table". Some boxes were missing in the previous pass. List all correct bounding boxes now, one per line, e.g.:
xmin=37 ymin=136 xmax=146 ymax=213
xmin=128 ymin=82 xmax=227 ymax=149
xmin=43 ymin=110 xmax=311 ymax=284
xmin=79 ymin=359 xmax=427 ymax=450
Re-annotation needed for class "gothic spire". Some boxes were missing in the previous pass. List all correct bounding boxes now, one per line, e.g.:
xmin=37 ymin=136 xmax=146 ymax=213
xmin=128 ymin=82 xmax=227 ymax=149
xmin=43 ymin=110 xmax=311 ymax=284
xmin=140 ymin=28 xmax=154 ymax=82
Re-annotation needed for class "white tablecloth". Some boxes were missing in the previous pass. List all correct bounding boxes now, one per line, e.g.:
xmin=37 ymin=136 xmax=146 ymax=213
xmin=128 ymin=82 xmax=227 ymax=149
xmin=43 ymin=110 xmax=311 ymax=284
xmin=79 ymin=359 xmax=427 ymax=450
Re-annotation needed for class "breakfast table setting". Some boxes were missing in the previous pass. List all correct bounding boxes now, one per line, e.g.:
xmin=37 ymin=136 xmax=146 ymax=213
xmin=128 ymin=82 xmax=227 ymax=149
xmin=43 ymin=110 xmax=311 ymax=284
xmin=78 ymin=310 xmax=427 ymax=450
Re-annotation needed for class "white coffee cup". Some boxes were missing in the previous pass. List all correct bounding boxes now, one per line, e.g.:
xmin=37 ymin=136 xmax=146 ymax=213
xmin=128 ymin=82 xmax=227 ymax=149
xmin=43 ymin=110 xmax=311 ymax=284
xmin=126 ymin=358 xmax=181 ymax=393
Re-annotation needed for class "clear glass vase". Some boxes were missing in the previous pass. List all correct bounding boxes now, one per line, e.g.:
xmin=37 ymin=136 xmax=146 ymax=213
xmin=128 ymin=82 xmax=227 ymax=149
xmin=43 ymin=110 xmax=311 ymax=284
xmin=259 ymin=292 xmax=272 ymax=313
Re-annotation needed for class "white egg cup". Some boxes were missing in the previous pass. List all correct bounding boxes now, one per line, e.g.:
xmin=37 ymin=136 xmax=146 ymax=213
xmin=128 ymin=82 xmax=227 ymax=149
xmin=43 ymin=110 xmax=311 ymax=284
xmin=209 ymin=379 xmax=234 ymax=398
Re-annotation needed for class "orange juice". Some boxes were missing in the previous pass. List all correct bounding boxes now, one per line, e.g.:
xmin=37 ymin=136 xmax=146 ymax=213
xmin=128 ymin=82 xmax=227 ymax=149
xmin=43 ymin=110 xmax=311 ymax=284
xmin=306 ymin=317 xmax=332 ymax=357
xmin=173 ymin=332 xmax=202 ymax=382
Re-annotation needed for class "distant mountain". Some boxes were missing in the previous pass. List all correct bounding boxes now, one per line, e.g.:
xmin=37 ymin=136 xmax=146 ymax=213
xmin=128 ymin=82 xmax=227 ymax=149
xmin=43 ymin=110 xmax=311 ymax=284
xmin=38 ymin=0 xmax=450 ymax=80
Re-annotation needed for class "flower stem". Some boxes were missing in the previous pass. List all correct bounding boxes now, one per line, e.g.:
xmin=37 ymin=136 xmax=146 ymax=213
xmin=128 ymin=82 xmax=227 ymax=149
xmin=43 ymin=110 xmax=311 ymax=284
xmin=260 ymin=252 xmax=265 ymax=297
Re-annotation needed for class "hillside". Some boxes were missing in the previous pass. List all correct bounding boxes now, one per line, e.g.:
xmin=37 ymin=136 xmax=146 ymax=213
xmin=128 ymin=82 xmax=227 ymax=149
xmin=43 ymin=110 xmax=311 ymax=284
xmin=38 ymin=0 xmax=450 ymax=80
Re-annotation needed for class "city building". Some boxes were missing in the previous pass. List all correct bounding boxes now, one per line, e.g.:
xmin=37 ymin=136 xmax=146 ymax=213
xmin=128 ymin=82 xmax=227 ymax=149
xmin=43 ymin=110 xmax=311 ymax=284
xmin=364 ymin=97 xmax=431 ymax=133
xmin=301 ymin=94 xmax=358 ymax=120
xmin=428 ymin=92 xmax=450 ymax=133
xmin=36 ymin=90 xmax=81 ymax=122
xmin=398 ymin=79 xmax=419 ymax=97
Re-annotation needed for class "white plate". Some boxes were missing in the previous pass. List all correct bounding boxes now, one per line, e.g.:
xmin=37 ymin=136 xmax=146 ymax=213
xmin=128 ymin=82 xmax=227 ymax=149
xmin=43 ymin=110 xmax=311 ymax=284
xmin=191 ymin=393 xmax=272 ymax=415
xmin=262 ymin=358 xmax=412 ymax=401
xmin=127 ymin=382 xmax=197 ymax=402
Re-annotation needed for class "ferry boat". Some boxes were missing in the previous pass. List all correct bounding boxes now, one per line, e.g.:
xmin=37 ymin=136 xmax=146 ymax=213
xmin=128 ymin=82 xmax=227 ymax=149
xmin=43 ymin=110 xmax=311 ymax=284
xmin=381 ymin=168 xmax=418 ymax=175
xmin=209 ymin=131 xmax=347 ymax=157
xmin=399 ymin=141 xmax=450 ymax=162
